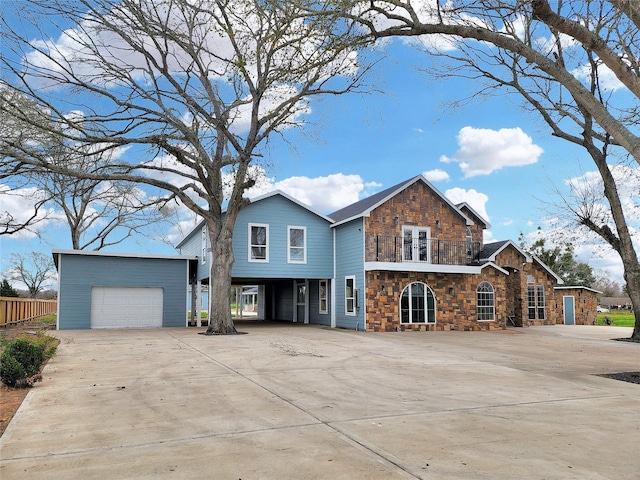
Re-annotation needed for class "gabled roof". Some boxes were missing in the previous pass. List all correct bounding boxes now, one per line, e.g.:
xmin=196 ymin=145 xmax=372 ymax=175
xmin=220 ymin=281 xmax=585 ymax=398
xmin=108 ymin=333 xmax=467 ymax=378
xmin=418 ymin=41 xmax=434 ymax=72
xmin=328 ymin=175 xmax=474 ymax=227
xmin=477 ymin=240 xmax=516 ymax=261
xmin=456 ymin=202 xmax=491 ymax=229
xmin=530 ymin=253 xmax=565 ymax=285
xmin=175 ymin=190 xmax=333 ymax=249
xmin=478 ymin=241 xmax=564 ymax=284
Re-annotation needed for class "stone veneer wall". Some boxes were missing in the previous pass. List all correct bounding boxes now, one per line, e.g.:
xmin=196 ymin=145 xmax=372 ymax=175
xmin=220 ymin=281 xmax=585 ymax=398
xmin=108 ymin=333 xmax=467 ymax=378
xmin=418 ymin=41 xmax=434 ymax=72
xmin=365 ymin=267 xmax=507 ymax=332
xmin=554 ymin=288 xmax=599 ymax=325
xmin=364 ymin=181 xmax=470 ymax=245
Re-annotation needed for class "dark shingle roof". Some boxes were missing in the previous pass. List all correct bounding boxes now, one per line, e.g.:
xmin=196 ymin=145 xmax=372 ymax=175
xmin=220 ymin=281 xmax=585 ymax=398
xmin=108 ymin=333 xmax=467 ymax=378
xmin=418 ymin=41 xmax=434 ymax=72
xmin=477 ymin=240 xmax=510 ymax=260
xmin=328 ymin=177 xmax=417 ymax=223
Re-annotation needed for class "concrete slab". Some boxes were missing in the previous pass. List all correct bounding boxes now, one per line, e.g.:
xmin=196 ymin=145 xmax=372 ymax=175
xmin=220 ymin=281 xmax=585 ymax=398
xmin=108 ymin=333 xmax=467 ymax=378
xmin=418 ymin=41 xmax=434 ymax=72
xmin=1 ymin=324 xmax=638 ymax=479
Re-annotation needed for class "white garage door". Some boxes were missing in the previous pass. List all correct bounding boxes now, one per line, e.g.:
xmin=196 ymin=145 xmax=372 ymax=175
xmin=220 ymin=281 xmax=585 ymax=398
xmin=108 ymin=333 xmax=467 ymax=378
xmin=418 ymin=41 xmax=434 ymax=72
xmin=91 ymin=287 xmax=163 ymax=328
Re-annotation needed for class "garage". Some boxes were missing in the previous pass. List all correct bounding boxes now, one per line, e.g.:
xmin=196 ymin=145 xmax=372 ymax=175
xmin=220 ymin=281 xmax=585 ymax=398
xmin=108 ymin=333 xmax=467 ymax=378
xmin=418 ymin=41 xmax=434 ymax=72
xmin=54 ymin=250 xmax=197 ymax=330
xmin=91 ymin=287 xmax=164 ymax=328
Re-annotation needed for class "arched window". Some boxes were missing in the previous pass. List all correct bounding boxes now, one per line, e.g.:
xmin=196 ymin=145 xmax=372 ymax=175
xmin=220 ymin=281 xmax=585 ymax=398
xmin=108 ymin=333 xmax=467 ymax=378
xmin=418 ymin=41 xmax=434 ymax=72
xmin=477 ymin=281 xmax=495 ymax=321
xmin=400 ymin=282 xmax=436 ymax=324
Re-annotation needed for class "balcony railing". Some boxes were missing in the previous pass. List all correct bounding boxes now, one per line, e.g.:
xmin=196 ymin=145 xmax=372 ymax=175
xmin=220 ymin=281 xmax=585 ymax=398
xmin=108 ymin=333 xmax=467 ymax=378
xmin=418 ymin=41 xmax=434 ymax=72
xmin=366 ymin=235 xmax=481 ymax=266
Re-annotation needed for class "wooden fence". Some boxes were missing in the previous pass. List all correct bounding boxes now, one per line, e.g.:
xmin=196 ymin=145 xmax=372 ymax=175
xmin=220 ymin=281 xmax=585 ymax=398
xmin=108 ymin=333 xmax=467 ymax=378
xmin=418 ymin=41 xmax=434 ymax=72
xmin=0 ymin=297 xmax=57 ymax=327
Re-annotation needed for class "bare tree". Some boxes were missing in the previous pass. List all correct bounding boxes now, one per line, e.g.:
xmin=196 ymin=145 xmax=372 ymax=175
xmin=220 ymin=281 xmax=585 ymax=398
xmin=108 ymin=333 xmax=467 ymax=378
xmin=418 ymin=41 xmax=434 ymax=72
xmin=344 ymin=0 xmax=640 ymax=340
xmin=7 ymin=252 xmax=56 ymax=299
xmin=0 ymin=0 xmax=371 ymax=333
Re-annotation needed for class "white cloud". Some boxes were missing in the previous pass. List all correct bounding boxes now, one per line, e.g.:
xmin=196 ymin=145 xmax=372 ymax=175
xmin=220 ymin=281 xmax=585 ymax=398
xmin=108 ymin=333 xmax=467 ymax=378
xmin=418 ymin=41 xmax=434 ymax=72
xmin=440 ymin=126 xmax=543 ymax=177
xmin=247 ymin=173 xmax=372 ymax=213
xmin=572 ymin=63 xmax=625 ymax=92
xmin=445 ymin=187 xmax=490 ymax=222
xmin=0 ymin=185 xmax=58 ymax=239
xmin=423 ymin=169 xmax=450 ymax=182
xmin=564 ymin=164 xmax=640 ymax=225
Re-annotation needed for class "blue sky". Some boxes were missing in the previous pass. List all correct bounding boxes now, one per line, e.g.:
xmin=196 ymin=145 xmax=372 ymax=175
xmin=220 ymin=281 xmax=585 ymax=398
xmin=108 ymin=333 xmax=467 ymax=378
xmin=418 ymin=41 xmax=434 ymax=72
xmin=1 ymin=6 xmax=637 ymax=288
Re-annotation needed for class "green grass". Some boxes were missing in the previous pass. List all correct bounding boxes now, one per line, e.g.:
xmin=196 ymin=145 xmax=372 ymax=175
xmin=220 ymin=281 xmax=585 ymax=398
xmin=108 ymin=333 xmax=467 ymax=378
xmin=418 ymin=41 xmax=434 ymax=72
xmin=597 ymin=310 xmax=636 ymax=327
xmin=39 ymin=313 xmax=57 ymax=325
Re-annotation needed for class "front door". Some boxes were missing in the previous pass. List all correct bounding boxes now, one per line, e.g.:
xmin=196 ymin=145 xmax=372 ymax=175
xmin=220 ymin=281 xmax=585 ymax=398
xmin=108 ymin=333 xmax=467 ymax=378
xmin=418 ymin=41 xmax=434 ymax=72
xmin=402 ymin=226 xmax=430 ymax=262
xmin=563 ymin=296 xmax=575 ymax=325
xmin=294 ymin=280 xmax=308 ymax=324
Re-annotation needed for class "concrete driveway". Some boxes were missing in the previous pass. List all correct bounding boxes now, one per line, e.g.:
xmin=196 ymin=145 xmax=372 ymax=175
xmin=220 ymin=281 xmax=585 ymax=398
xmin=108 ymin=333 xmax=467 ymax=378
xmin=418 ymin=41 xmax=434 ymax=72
xmin=1 ymin=324 xmax=638 ymax=479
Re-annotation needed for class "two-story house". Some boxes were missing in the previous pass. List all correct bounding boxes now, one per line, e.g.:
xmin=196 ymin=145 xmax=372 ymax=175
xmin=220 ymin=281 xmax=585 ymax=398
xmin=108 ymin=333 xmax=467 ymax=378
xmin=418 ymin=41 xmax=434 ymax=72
xmin=177 ymin=175 xmax=563 ymax=332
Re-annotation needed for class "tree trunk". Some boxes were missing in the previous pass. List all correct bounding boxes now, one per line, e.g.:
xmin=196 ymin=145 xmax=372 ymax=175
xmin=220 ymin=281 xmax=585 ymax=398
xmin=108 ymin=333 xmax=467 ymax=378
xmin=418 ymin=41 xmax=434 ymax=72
xmin=622 ymin=259 xmax=640 ymax=341
xmin=204 ymin=229 xmax=238 ymax=335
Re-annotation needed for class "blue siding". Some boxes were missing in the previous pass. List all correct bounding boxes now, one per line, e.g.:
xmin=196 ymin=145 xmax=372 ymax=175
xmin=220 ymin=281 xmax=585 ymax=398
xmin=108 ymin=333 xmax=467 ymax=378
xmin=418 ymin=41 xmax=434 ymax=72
xmin=57 ymin=254 xmax=189 ymax=329
xmin=334 ymin=219 xmax=365 ymax=330
xmin=177 ymin=221 xmax=210 ymax=281
xmin=274 ymin=281 xmax=294 ymax=320
xmin=232 ymin=195 xmax=333 ymax=279
xmin=308 ymin=279 xmax=331 ymax=326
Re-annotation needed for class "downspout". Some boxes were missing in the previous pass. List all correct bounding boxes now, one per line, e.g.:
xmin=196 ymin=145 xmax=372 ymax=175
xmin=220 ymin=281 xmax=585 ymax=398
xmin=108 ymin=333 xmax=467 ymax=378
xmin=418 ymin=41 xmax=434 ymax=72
xmin=361 ymin=218 xmax=367 ymax=332
xmin=56 ymin=253 xmax=61 ymax=331
xmin=331 ymin=228 xmax=336 ymax=328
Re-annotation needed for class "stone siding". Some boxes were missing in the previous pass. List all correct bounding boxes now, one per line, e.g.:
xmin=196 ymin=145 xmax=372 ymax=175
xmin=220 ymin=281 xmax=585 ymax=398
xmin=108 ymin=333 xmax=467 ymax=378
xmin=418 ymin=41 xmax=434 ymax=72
xmin=365 ymin=181 xmax=470 ymax=243
xmin=554 ymin=288 xmax=599 ymax=325
xmin=365 ymin=267 xmax=507 ymax=332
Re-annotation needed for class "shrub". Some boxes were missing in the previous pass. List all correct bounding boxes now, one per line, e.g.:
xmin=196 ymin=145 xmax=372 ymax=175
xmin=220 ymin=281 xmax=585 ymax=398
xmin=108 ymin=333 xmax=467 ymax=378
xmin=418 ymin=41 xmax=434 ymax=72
xmin=17 ymin=332 xmax=58 ymax=360
xmin=3 ymin=339 xmax=44 ymax=377
xmin=0 ymin=351 xmax=27 ymax=387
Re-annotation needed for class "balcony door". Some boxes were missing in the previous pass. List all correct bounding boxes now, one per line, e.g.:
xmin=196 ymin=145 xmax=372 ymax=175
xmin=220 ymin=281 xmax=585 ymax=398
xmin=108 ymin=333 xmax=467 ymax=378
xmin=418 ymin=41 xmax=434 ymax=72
xmin=402 ymin=226 xmax=430 ymax=263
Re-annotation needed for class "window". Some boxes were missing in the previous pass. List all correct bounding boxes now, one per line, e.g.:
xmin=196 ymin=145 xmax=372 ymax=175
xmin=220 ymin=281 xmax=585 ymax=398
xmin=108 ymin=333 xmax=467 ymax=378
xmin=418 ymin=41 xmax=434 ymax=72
xmin=249 ymin=223 xmax=269 ymax=262
xmin=466 ymin=227 xmax=473 ymax=260
xmin=345 ymin=276 xmax=356 ymax=316
xmin=537 ymin=286 xmax=545 ymax=320
xmin=476 ymin=281 xmax=495 ymax=321
xmin=288 ymin=226 xmax=306 ymax=263
xmin=400 ymin=282 xmax=436 ymax=324
xmin=319 ymin=280 xmax=328 ymax=314
xmin=528 ymin=285 xmax=546 ymax=320
xmin=528 ymin=286 xmax=536 ymax=319
xmin=201 ymin=225 xmax=207 ymax=264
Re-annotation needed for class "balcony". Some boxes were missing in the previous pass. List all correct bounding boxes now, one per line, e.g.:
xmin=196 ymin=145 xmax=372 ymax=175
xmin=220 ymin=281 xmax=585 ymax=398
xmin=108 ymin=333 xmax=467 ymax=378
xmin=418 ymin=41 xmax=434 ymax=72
xmin=366 ymin=235 xmax=481 ymax=266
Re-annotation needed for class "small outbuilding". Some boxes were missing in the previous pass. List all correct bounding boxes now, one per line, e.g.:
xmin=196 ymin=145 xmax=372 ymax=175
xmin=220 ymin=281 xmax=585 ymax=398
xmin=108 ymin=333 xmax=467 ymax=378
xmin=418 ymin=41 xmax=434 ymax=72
xmin=54 ymin=250 xmax=197 ymax=330
xmin=554 ymin=286 xmax=602 ymax=325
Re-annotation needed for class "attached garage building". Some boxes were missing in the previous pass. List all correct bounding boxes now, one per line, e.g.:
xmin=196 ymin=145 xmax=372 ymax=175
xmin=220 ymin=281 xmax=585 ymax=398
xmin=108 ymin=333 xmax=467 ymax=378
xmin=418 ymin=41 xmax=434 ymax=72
xmin=54 ymin=250 xmax=196 ymax=330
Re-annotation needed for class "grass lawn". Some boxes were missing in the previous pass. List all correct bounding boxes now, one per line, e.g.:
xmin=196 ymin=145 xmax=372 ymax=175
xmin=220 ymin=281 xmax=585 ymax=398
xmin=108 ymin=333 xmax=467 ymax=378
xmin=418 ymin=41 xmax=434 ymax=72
xmin=597 ymin=310 xmax=636 ymax=327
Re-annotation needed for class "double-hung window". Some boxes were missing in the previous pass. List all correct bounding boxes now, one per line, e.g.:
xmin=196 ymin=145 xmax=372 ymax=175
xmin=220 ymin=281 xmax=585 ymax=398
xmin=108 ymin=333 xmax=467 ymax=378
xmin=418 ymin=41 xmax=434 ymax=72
xmin=249 ymin=223 xmax=269 ymax=262
xmin=345 ymin=276 xmax=356 ymax=316
xmin=288 ymin=226 xmax=306 ymax=263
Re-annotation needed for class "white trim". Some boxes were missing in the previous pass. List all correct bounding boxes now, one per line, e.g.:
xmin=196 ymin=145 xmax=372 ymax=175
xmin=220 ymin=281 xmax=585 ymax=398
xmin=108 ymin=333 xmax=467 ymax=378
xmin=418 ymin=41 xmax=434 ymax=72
xmin=331 ymin=229 xmax=336 ymax=328
xmin=399 ymin=282 xmax=436 ymax=325
xmin=457 ymin=202 xmax=491 ymax=228
xmin=476 ymin=281 xmax=495 ymax=322
xmin=52 ymin=249 xmax=195 ymax=262
xmin=563 ymin=295 xmax=576 ymax=325
xmin=345 ymin=275 xmax=356 ymax=316
xmin=365 ymin=262 xmax=483 ymax=274
xmin=330 ymin=175 xmax=474 ymax=228
xmin=201 ymin=225 xmax=207 ymax=265
xmin=319 ymin=279 xmax=328 ymax=314
xmin=402 ymin=225 xmax=431 ymax=262
xmin=479 ymin=262 xmax=510 ymax=276
xmin=56 ymin=253 xmax=62 ymax=330
xmin=287 ymin=226 xmax=307 ymax=264
xmin=554 ymin=285 xmax=602 ymax=294
xmin=248 ymin=223 xmax=269 ymax=263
